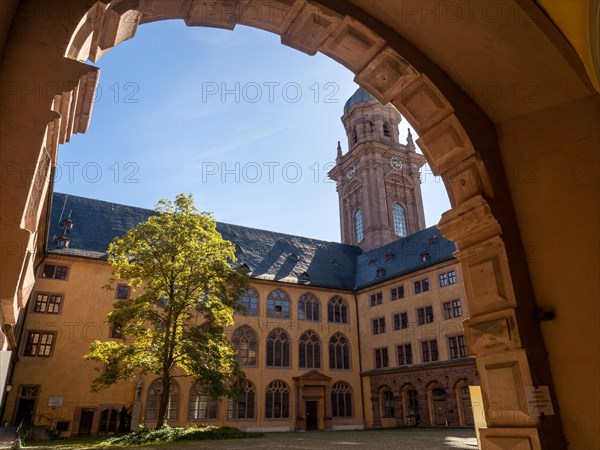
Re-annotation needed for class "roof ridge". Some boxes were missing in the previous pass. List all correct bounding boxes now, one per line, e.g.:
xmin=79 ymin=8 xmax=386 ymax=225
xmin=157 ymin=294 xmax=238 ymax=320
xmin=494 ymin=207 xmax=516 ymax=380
xmin=54 ymin=192 xmax=362 ymax=251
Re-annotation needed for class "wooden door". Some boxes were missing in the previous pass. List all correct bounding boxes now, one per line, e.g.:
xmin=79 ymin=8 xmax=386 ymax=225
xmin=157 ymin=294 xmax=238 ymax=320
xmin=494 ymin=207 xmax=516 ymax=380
xmin=306 ymin=401 xmax=318 ymax=430
xmin=78 ymin=409 xmax=95 ymax=436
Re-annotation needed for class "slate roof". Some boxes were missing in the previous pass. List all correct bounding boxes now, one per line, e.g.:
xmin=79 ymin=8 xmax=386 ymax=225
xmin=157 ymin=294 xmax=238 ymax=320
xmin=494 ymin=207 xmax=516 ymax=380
xmin=47 ymin=193 xmax=361 ymax=291
xmin=47 ymin=193 xmax=456 ymax=291
xmin=354 ymin=227 xmax=456 ymax=290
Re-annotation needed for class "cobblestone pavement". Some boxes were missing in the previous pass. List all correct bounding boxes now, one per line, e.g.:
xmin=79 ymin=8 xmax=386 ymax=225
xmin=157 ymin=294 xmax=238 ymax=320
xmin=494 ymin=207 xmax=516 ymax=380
xmin=143 ymin=428 xmax=478 ymax=450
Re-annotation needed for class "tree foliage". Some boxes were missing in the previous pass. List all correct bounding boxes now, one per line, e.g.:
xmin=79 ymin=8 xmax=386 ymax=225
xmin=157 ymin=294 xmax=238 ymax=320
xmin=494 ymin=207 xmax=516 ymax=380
xmin=85 ymin=194 xmax=248 ymax=428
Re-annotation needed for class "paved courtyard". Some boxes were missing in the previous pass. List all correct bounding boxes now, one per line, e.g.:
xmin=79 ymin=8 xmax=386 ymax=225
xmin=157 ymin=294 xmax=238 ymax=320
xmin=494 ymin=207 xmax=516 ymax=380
xmin=136 ymin=429 xmax=477 ymax=450
xmin=18 ymin=428 xmax=478 ymax=449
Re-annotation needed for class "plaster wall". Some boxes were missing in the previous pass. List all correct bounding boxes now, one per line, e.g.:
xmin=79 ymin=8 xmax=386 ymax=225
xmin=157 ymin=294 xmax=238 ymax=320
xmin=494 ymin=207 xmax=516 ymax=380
xmin=4 ymin=256 xmax=134 ymax=432
xmin=497 ymin=95 xmax=600 ymax=450
xmin=357 ymin=260 xmax=468 ymax=370
xmin=6 ymin=255 xmax=366 ymax=434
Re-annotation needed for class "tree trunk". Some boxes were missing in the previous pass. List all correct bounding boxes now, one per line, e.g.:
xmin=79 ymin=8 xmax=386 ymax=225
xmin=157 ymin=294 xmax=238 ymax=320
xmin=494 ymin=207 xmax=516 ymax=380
xmin=155 ymin=375 xmax=171 ymax=429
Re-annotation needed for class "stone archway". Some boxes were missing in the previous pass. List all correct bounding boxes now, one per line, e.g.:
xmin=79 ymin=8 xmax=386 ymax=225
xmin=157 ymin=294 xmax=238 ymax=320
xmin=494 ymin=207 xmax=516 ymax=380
xmin=0 ymin=1 xmax=567 ymax=448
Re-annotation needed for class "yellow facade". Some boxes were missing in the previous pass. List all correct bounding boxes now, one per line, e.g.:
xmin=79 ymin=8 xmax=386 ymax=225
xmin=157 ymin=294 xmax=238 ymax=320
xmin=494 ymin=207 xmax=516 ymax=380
xmin=5 ymin=254 xmax=367 ymax=435
xmin=5 ymin=248 xmax=474 ymax=436
xmin=357 ymin=260 xmax=476 ymax=429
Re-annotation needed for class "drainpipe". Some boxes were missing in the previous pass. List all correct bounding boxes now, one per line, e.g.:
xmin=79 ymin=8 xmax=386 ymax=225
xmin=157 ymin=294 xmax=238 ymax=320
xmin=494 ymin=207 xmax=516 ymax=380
xmin=353 ymin=290 xmax=367 ymax=430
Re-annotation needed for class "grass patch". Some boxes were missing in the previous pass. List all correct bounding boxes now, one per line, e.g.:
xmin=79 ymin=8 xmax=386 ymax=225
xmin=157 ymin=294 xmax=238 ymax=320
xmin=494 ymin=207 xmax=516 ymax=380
xmin=105 ymin=425 xmax=263 ymax=445
xmin=23 ymin=425 xmax=264 ymax=448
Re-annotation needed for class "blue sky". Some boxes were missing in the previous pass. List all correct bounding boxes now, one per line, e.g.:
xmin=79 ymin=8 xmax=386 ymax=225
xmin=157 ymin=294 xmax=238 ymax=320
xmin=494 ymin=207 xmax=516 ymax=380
xmin=56 ymin=20 xmax=449 ymax=242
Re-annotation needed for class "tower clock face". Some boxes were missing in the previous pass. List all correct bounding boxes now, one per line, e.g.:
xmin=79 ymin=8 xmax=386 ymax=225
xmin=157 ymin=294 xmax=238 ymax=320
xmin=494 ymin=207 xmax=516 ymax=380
xmin=346 ymin=164 xmax=357 ymax=179
xmin=389 ymin=156 xmax=403 ymax=171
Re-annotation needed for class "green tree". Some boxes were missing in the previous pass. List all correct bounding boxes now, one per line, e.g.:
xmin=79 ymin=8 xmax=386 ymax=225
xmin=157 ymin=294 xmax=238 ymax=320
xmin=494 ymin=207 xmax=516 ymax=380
xmin=85 ymin=194 xmax=247 ymax=428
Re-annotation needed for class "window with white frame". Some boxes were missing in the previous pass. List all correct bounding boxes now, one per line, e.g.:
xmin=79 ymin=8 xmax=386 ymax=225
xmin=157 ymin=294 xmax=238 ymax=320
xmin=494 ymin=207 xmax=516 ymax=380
xmin=392 ymin=203 xmax=407 ymax=237
xmin=354 ymin=209 xmax=364 ymax=242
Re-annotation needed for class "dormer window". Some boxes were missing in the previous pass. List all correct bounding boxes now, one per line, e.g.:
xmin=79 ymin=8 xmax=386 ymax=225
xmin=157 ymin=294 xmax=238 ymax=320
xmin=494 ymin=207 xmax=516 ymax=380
xmin=428 ymin=235 xmax=438 ymax=246
xmin=386 ymin=252 xmax=395 ymax=262
xmin=55 ymin=236 xmax=70 ymax=248
xmin=420 ymin=251 xmax=430 ymax=263
xmin=61 ymin=218 xmax=74 ymax=230
xmin=376 ymin=267 xmax=386 ymax=278
xmin=299 ymin=272 xmax=310 ymax=282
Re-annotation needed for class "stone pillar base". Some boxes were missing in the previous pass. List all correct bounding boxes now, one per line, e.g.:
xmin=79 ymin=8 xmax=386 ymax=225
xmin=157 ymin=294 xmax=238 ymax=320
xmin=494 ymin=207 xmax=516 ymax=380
xmin=479 ymin=427 xmax=541 ymax=450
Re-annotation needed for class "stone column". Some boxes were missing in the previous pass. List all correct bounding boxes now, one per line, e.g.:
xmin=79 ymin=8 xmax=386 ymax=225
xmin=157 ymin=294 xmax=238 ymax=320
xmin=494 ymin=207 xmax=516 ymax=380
xmin=370 ymin=383 xmax=381 ymax=428
xmin=393 ymin=391 xmax=404 ymax=427
xmin=438 ymin=196 xmax=543 ymax=447
xmin=323 ymin=385 xmax=331 ymax=430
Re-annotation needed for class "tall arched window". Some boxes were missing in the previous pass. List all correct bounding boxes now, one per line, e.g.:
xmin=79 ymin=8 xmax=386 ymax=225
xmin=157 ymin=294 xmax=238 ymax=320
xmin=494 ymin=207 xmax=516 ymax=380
xmin=228 ymin=381 xmax=255 ymax=420
xmin=405 ymin=388 xmax=420 ymax=417
xmin=331 ymin=381 xmax=353 ymax=417
xmin=146 ymin=380 xmax=178 ymax=421
xmin=267 ymin=289 xmax=290 ymax=319
xmin=327 ymin=296 xmax=348 ymax=324
xmin=392 ymin=203 xmax=407 ymax=237
xmin=265 ymin=380 xmax=290 ymax=419
xmin=188 ymin=383 xmax=218 ymax=420
xmin=298 ymin=292 xmax=320 ymax=321
xmin=239 ymin=288 xmax=258 ymax=316
xmin=98 ymin=408 xmax=118 ymax=434
xmin=232 ymin=325 xmax=257 ymax=366
xmin=299 ymin=330 xmax=321 ymax=369
xmin=354 ymin=209 xmax=364 ymax=242
xmin=266 ymin=328 xmax=290 ymax=367
xmin=383 ymin=122 xmax=391 ymax=137
xmin=352 ymin=128 xmax=358 ymax=144
xmin=381 ymin=389 xmax=395 ymax=418
xmin=329 ymin=332 xmax=350 ymax=370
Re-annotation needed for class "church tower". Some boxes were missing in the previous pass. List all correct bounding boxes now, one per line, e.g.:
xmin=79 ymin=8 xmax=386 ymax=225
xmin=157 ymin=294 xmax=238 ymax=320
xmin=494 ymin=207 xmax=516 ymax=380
xmin=329 ymin=87 xmax=427 ymax=252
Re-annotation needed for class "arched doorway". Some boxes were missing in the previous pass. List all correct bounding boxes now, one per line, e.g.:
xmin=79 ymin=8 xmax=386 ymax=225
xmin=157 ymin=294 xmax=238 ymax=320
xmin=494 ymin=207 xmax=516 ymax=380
xmin=429 ymin=386 xmax=448 ymax=427
xmin=98 ymin=408 xmax=119 ymax=434
xmin=455 ymin=380 xmax=475 ymax=427
xmin=1 ymin=1 xmax=586 ymax=448
xmin=401 ymin=385 xmax=419 ymax=427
